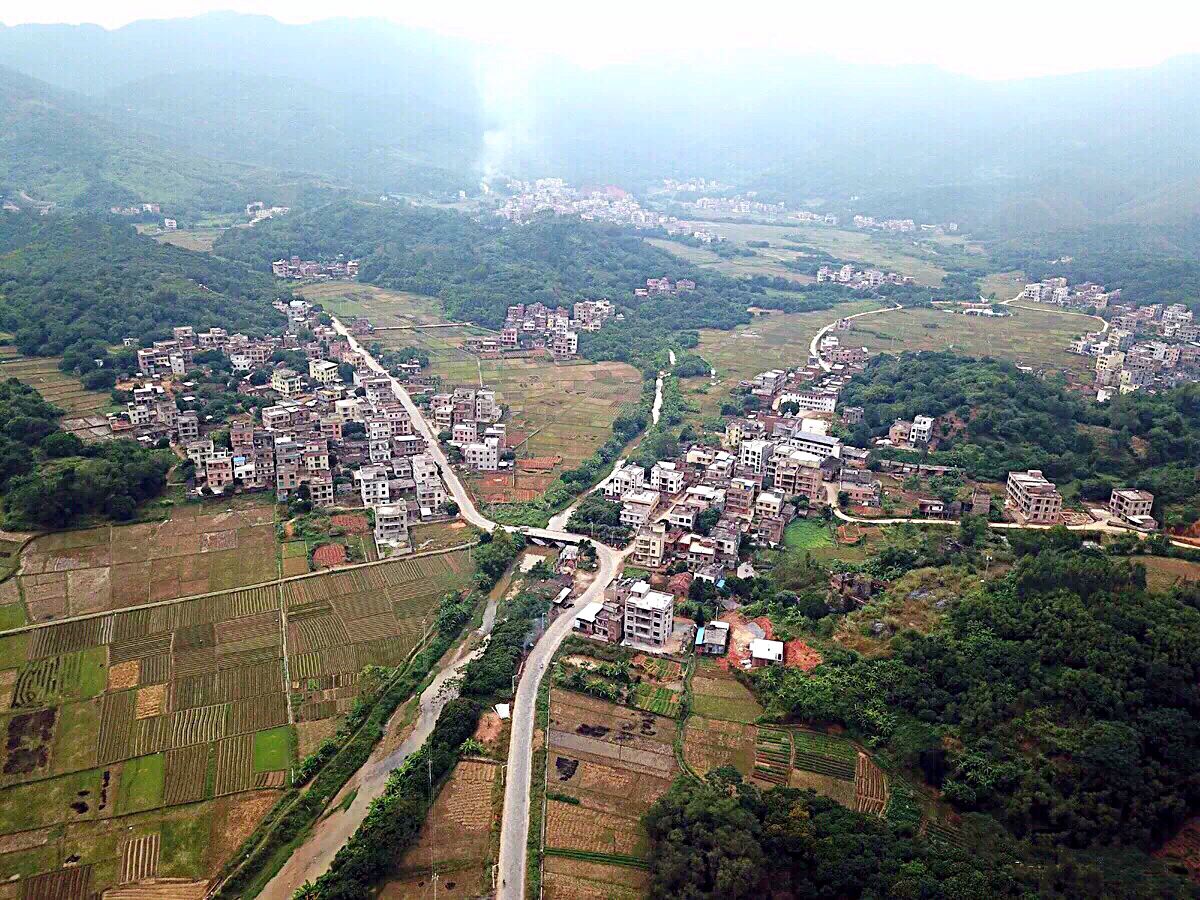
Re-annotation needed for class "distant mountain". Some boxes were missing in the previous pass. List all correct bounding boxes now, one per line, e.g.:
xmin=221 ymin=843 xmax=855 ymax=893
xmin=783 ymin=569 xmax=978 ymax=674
xmin=0 ymin=65 xmax=310 ymax=214
xmin=3 ymin=14 xmax=1200 ymax=232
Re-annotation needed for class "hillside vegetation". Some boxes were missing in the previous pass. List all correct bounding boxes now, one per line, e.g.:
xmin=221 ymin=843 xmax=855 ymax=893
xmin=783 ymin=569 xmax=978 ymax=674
xmin=0 ymin=212 xmax=285 ymax=360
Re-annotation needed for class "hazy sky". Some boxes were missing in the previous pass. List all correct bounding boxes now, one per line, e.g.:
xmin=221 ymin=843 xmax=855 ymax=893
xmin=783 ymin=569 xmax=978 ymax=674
xmin=2 ymin=0 xmax=1198 ymax=80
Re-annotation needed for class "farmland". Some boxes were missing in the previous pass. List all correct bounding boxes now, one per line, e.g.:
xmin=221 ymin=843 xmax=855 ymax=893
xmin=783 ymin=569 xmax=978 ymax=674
xmin=296 ymin=282 xmax=450 ymax=328
xmin=650 ymin=220 xmax=975 ymax=287
xmin=688 ymin=660 xmax=763 ymax=723
xmin=539 ymin=688 xmax=675 ymax=899
xmin=0 ymin=346 xmax=114 ymax=440
xmin=17 ymin=499 xmax=279 ymax=621
xmin=283 ymin=547 xmax=474 ymax=724
xmin=683 ymin=300 xmax=880 ymax=420
xmin=380 ymin=758 xmax=504 ymax=898
xmin=310 ymin=281 xmax=644 ymax=497
xmin=844 ymin=304 xmax=1095 ymax=377
xmin=0 ymin=544 xmax=475 ymax=895
xmin=378 ymin=328 xmax=642 ymax=501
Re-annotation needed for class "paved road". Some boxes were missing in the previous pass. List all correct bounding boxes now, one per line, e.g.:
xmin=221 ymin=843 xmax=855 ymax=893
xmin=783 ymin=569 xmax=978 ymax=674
xmin=810 ymin=303 xmax=903 ymax=372
xmin=826 ymin=484 xmax=1193 ymax=547
xmin=331 ymin=317 xmax=630 ymax=898
xmin=495 ymin=540 xmax=631 ymax=900
xmin=333 ymin=319 xmax=495 ymax=532
xmin=261 ymin=620 xmax=494 ymax=899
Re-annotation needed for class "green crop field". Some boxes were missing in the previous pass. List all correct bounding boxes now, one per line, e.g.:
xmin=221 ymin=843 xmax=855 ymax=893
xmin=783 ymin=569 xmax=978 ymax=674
xmin=672 ymin=220 xmax=974 ymax=287
xmin=252 ymin=725 xmax=292 ymax=772
xmin=783 ymin=519 xmax=834 ymax=551
xmin=297 ymin=282 xmax=451 ymax=328
xmin=118 ymin=752 xmax=167 ymax=814
xmin=846 ymin=305 xmax=1096 ymax=377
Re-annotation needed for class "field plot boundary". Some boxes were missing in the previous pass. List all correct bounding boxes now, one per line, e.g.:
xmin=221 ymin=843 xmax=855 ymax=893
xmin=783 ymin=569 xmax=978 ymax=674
xmin=0 ymin=542 xmax=479 ymax=638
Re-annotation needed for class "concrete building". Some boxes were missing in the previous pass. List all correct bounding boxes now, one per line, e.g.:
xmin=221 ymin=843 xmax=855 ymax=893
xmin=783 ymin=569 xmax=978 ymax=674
xmin=464 ymin=440 xmax=500 ymax=472
xmin=1110 ymin=488 xmax=1156 ymax=529
xmin=910 ymin=415 xmax=935 ymax=444
xmin=604 ymin=464 xmax=645 ymax=500
xmin=632 ymin=521 xmax=667 ymax=568
xmin=373 ymin=503 xmax=409 ymax=547
xmin=650 ymin=461 xmax=685 ymax=495
xmin=623 ymin=582 xmax=675 ymax=649
xmin=739 ymin=439 xmax=773 ymax=476
xmin=271 ymin=368 xmax=304 ymax=397
xmin=1005 ymin=470 xmax=1063 ymax=524
xmin=620 ymin=490 xmax=660 ymax=528
xmin=355 ymin=465 xmax=390 ymax=507
xmin=749 ymin=638 xmax=784 ymax=667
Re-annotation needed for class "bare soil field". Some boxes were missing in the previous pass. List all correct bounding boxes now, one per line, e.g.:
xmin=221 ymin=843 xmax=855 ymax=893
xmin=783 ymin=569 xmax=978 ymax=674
xmin=682 ymin=715 xmax=756 ymax=777
xmin=541 ymin=688 xmax=676 ymax=875
xmin=384 ymin=758 xmax=502 ymax=899
xmin=543 ymin=855 xmax=648 ymax=900
xmin=18 ymin=501 xmax=278 ymax=620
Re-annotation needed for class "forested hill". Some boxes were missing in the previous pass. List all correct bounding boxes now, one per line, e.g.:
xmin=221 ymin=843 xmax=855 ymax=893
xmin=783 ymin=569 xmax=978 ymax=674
xmin=751 ymin=546 xmax=1200 ymax=867
xmin=0 ymin=212 xmax=286 ymax=359
xmin=842 ymin=352 xmax=1200 ymax=519
xmin=215 ymin=200 xmax=860 ymax=365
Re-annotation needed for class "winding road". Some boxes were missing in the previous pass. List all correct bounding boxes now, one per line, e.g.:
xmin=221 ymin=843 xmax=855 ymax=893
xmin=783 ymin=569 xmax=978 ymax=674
xmin=810 ymin=303 xmax=903 ymax=372
xmin=326 ymin=318 xmax=633 ymax=900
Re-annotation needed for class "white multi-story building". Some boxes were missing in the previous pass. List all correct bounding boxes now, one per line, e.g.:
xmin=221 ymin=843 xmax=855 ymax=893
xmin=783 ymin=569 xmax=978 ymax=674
xmin=650 ymin=461 xmax=685 ymax=495
xmin=623 ymin=582 xmax=675 ymax=648
xmin=620 ymin=490 xmax=660 ymax=528
xmin=374 ymin=503 xmax=409 ymax=547
xmin=355 ymin=464 xmax=391 ymax=507
xmin=910 ymin=415 xmax=935 ymax=445
xmin=739 ymin=439 xmax=773 ymax=476
xmin=604 ymin=464 xmax=645 ymax=500
xmin=464 ymin=440 xmax=500 ymax=472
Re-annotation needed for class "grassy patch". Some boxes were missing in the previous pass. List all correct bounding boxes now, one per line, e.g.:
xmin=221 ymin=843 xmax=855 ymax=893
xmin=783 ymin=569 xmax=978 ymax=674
xmin=160 ymin=807 xmax=214 ymax=877
xmin=252 ymin=726 xmax=293 ymax=773
xmin=0 ymin=601 xmax=26 ymax=630
xmin=51 ymin=699 xmax=101 ymax=773
xmin=118 ymin=753 xmax=166 ymax=815
xmin=847 ymin=304 xmax=1095 ymax=377
xmin=783 ymin=519 xmax=833 ymax=550
xmin=0 ymin=767 xmax=104 ymax=831
xmin=77 ymin=645 xmax=108 ymax=699
xmin=0 ymin=631 xmax=29 ymax=668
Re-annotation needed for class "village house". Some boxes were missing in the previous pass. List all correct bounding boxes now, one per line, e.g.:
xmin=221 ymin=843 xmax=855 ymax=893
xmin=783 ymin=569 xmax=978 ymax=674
xmin=620 ymin=489 xmax=660 ymax=528
xmin=1109 ymin=488 xmax=1156 ymax=529
xmin=1005 ymin=469 xmax=1063 ymax=524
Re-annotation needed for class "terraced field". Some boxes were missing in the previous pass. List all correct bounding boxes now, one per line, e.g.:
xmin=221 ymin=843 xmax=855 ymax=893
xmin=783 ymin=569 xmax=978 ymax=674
xmin=0 ymin=347 xmax=114 ymax=439
xmin=283 ymin=548 xmax=473 ymax=723
xmin=540 ymin=689 xmax=675 ymax=897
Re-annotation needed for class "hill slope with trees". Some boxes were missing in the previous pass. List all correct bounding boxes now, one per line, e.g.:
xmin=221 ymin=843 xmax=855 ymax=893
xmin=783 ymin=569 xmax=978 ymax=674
xmin=0 ymin=212 xmax=286 ymax=361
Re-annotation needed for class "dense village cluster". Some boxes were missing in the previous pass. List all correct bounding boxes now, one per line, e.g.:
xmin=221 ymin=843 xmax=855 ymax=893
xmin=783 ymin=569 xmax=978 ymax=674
xmin=816 ymin=263 xmax=916 ymax=290
xmin=495 ymin=177 xmax=677 ymax=229
xmin=567 ymin=321 xmax=1167 ymax=659
xmin=271 ymin=255 xmax=359 ymax=279
xmin=113 ymin=299 xmax=457 ymax=555
xmin=1046 ymin=280 xmax=1200 ymax=397
xmin=459 ymin=299 xmax=619 ymax=359
xmin=852 ymin=214 xmax=959 ymax=234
